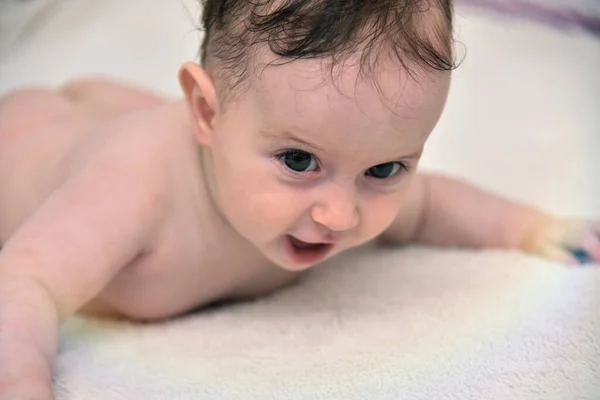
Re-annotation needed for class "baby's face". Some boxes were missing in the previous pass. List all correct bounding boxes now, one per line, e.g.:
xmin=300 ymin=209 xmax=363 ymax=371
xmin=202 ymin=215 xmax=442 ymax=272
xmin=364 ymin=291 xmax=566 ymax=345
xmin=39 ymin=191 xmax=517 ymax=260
xmin=206 ymin=55 xmax=450 ymax=271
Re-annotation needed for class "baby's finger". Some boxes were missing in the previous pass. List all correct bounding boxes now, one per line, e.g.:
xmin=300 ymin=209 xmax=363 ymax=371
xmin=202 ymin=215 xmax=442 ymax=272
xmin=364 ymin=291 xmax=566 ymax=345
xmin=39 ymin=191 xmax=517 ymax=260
xmin=538 ymin=244 xmax=579 ymax=267
xmin=579 ymin=226 xmax=600 ymax=263
xmin=556 ymin=219 xmax=588 ymax=247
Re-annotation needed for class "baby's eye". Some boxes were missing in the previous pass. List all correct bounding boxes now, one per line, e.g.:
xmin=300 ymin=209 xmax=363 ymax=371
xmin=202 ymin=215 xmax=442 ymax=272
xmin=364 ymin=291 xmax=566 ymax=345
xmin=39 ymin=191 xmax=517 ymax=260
xmin=366 ymin=162 xmax=405 ymax=179
xmin=279 ymin=150 xmax=318 ymax=173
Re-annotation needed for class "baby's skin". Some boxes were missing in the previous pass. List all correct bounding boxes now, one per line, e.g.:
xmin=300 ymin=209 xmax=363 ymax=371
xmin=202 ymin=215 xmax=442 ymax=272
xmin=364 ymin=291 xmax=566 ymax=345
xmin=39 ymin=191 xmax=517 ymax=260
xmin=0 ymin=58 xmax=598 ymax=398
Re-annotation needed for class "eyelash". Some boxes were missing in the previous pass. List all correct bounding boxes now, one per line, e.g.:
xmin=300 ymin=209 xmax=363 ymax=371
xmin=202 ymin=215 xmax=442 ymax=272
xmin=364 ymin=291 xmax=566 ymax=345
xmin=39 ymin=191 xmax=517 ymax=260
xmin=274 ymin=149 xmax=410 ymax=181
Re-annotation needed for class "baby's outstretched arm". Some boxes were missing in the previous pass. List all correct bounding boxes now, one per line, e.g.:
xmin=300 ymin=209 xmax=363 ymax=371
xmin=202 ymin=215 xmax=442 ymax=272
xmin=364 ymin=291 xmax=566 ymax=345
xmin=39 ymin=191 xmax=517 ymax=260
xmin=0 ymin=133 xmax=165 ymax=399
xmin=381 ymin=173 xmax=599 ymax=265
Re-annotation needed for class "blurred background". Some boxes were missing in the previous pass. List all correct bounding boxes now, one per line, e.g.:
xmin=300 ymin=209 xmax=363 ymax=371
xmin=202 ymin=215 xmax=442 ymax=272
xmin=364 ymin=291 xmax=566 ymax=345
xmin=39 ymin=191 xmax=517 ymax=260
xmin=0 ymin=0 xmax=599 ymax=218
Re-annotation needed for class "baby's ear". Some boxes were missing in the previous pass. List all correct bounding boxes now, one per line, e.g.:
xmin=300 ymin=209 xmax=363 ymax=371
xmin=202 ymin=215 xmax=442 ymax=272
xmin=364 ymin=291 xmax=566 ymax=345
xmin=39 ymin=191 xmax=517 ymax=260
xmin=178 ymin=62 xmax=218 ymax=147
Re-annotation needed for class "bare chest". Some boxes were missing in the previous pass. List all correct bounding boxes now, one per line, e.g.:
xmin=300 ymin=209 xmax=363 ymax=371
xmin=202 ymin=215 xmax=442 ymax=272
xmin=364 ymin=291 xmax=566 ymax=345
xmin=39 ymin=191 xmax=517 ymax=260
xmin=84 ymin=171 xmax=301 ymax=321
xmin=86 ymin=217 xmax=300 ymax=321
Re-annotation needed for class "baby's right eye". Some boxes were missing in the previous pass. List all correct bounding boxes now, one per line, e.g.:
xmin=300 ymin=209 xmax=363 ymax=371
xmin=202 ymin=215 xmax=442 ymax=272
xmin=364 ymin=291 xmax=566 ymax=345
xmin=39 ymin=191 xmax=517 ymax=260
xmin=278 ymin=150 xmax=318 ymax=173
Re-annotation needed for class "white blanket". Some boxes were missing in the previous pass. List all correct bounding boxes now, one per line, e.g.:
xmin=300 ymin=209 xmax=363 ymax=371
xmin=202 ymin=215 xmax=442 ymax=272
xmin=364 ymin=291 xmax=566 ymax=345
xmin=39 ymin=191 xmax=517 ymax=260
xmin=0 ymin=1 xmax=598 ymax=398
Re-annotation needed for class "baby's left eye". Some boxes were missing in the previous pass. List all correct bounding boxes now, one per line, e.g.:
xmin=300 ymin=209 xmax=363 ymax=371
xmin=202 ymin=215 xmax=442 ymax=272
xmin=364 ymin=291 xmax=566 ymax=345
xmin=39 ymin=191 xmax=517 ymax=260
xmin=278 ymin=150 xmax=318 ymax=173
xmin=365 ymin=162 xmax=405 ymax=179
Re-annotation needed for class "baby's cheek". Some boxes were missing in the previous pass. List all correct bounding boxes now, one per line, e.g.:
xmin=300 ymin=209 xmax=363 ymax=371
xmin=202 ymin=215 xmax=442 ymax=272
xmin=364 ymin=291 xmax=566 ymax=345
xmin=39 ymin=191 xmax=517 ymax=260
xmin=246 ymin=189 xmax=296 ymax=221
xmin=362 ymin=197 xmax=403 ymax=235
xmin=226 ymin=182 xmax=295 ymax=234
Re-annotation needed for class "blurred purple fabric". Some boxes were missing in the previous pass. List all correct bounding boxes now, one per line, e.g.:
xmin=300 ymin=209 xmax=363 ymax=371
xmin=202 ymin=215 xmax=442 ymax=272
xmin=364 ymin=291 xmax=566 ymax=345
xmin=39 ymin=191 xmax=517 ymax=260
xmin=458 ymin=0 xmax=600 ymax=36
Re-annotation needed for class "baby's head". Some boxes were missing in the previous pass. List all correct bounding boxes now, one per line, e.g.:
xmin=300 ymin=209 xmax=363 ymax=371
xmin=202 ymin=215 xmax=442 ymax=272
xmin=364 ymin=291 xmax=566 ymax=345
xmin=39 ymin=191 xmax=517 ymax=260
xmin=180 ymin=0 xmax=455 ymax=270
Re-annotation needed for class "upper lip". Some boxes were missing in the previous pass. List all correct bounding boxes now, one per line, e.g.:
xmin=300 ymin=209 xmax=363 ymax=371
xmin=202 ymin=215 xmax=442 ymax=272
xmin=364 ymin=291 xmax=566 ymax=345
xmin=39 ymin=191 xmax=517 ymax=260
xmin=288 ymin=234 xmax=336 ymax=245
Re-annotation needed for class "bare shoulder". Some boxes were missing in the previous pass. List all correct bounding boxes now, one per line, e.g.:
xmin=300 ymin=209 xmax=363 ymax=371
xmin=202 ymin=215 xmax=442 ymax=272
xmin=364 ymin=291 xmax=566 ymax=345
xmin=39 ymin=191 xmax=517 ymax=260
xmin=0 ymin=83 xmax=189 ymax=243
xmin=0 ymin=86 xmax=73 ymax=143
xmin=0 ymin=99 xmax=190 ymax=321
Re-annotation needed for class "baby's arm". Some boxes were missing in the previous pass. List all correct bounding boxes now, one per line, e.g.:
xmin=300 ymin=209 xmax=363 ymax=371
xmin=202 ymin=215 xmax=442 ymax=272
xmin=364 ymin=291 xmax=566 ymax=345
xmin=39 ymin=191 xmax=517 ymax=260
xmin=0 ymin=135 xmax=165 ymax=399
xmin=381 ymin=173 xmax=599 ymax=264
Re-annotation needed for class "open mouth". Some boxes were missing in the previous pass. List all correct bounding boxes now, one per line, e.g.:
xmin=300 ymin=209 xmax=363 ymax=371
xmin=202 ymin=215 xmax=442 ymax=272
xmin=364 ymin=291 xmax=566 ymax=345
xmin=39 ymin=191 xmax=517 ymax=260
xmin=284 ymin=235 xmax=334 ymax=265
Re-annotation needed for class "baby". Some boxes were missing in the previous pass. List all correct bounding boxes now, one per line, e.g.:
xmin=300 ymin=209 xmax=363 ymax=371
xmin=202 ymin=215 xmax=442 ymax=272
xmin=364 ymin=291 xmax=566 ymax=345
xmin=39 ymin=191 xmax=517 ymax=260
xmin=0 ymin=0 xmax=598 ymax=398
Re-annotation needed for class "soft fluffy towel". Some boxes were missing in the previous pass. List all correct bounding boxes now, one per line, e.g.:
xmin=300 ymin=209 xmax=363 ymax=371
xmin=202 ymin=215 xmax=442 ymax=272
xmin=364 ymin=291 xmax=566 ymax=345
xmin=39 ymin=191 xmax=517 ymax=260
xmin=0 ymin=1 xmax=598 ymax=399
xmin=55 ymin=247 xmax=600 ymax=399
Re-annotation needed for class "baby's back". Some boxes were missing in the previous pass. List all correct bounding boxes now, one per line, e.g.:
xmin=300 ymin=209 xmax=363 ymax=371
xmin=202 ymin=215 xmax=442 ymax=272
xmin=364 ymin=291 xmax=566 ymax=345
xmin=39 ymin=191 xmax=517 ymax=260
xmin=0 ymin=80 xmax=169 ymax=239
xmin=0 ymin=80 xmax=299 ymax=321
xmin=0 ymin=87 xmax=90 ymax=239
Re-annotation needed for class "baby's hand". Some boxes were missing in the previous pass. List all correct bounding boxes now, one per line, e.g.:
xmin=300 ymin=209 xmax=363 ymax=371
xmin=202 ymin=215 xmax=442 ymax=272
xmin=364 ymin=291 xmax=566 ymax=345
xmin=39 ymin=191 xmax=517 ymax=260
xmin=520 ymin=218 xmax=600 ymax=266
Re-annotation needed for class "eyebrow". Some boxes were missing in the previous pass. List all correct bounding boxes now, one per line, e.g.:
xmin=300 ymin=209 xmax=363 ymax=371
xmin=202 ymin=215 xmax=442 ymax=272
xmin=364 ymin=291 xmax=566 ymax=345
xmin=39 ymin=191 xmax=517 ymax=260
xmin=261 ymin=128 xmax=423 ymax=160
xmin=260 ymin=128 xmax=326 ymax=152
xmin=398 ymin=149 xmax=423 ymax=160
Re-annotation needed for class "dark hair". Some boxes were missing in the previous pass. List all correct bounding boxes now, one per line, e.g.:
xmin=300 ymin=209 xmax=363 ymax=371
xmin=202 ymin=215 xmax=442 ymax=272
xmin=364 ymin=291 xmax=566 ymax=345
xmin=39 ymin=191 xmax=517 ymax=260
xmin=199 ymin=0 xmax=455 ymax=102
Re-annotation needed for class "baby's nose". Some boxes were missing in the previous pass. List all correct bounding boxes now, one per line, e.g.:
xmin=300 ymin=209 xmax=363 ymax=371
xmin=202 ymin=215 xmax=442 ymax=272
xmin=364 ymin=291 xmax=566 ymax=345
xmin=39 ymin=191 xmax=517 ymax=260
xmin=310 ymin=190 xmax=359 ymax=232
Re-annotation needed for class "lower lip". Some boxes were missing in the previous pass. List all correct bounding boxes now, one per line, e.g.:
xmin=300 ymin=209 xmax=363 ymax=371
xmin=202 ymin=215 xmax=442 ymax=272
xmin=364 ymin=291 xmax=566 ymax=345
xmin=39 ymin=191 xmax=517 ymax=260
xmin=283 ymin=235 xmax=334 ymax=266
